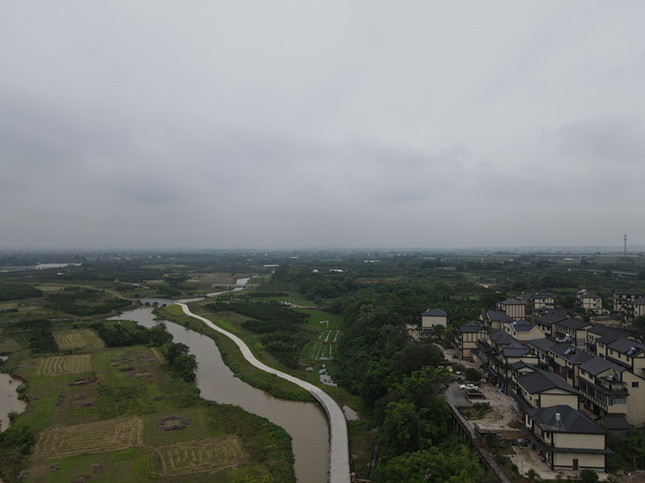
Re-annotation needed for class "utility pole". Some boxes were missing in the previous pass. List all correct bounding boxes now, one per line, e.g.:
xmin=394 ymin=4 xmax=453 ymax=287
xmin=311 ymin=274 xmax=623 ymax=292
xmin=624 ymin=234 xmax=628 ymax=256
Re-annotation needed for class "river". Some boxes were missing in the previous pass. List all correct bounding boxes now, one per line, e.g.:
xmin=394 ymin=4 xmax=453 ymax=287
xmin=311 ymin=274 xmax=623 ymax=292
xmin=0 ymin=372 xmax=26 ymax=432
xmin=110 ymin=307 xmax=330 ymax=483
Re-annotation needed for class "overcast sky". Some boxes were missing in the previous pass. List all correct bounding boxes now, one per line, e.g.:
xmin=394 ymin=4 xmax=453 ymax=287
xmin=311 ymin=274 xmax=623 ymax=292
xmin=2 ymin=2 xmax=644 ymax=251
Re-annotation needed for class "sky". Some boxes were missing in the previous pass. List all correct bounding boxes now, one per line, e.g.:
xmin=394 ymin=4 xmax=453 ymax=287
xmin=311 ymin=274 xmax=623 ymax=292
xmin=2 ymin=1 xmax=645 ymax=251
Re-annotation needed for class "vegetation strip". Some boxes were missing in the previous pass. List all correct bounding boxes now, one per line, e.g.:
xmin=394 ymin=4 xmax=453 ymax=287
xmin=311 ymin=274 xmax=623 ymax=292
xmin=177 ymin=302 xmax=351 ymax=483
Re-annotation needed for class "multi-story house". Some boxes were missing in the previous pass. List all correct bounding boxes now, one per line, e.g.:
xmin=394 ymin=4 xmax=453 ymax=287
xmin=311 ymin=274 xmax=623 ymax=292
xmin=576 ymin=289 xmax=603 ymax=314
xmin=497 ymin=298 xmax=525 ymax=320
xmin=474 ymin=330 xmax=537 ymax=389
xmin=524 ymin=405 xmax=610 ymax=472
xmin=453 ymin=322 xmax=487 ymax=360
xmin=420 ymin=308 xmax=447 ymax=332
xmin=554 ymin=318 xmax=592 ymax=348
xmin=515 ymin=367 xmax=579 ymax=410
xmin=521 ymin=293 xmax=556 ymax=315
xmin=535 ymin=310 xmax=570 ymax=338
xmin=577 ymin=356 xmax=645 ymax=426
xmin=479 ymin=310 xmax=514 ymax=330
xmin=613 ymin=290 xmax=643 ymax=312
xmin=528 ymin=338 xmax=556 ymax=370
xmin=627 ymin=297 xmax=645 ymax=321
xmin=604 ymin=338 xmax=645 ymax=374
xmin=547 ymin=343 xmax=594 ymax=387
xmin=504 ymin=319 xmax=546 ymax=342
xmin=586 ymin=325 xmax=628 ymax=357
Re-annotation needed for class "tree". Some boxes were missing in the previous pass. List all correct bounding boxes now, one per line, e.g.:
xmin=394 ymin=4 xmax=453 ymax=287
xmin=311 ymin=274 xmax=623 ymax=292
xmin=578 ymin=469 xmax=599 ymax=482
xmin=464 ymin=368 xmax=482 ymax=383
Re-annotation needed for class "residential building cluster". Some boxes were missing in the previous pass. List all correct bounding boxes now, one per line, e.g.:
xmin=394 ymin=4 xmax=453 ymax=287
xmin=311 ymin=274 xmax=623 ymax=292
xmin=444 ymin=290 xmax=645 ymax=474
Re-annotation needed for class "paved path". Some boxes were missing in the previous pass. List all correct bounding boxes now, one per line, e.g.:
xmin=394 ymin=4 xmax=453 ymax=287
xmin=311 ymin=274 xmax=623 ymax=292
xmin=177 ymin=303 xmax=350 ymax=483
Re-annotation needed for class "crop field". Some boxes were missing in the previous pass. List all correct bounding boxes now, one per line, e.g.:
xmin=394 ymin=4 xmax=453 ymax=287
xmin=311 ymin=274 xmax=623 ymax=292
xmin=151 ymin=436 xmax=245 ymax=477
xmin=34 ymin=416 xmax=144 ymax=459
xmin=37 ymin=354 xmax=92 ymax=376
xmin=54 ymin=329 xmax=104 ymax=351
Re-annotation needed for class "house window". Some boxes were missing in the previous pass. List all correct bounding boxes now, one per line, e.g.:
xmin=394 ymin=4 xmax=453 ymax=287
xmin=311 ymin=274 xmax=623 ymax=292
xmin=633 ymin=382 xmax=639 ymax=388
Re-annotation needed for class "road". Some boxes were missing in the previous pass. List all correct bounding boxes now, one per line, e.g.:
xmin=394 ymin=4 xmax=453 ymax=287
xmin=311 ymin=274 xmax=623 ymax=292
xmin=176 ymin=303 xmax=351 ymax=483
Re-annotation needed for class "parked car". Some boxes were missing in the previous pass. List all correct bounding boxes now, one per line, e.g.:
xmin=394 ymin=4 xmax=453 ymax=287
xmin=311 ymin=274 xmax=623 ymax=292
xmin=460 ymin=384 xmax=478 ymax=391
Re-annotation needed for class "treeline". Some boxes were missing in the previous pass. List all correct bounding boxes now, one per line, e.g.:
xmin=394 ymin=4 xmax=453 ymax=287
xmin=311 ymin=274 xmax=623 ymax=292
xmin=47 ymin=287 xmax=131 ymax=316
xmin=0 ymin=283 xmax=42 ymax=301
xmin=90 ymin=321 xmax=172 ymax=348
xmin=8 ymin=319 xmax=56 ymax=353
xmin=204 ymin=301 xmax=310 ymax=368
xmin=91 ymin=321 xmax=197 ymax=381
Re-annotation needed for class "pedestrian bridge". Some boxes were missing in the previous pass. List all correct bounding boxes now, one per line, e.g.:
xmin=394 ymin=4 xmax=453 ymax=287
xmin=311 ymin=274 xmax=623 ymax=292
xmin=176 ymin=303 xmax=351 ymax=483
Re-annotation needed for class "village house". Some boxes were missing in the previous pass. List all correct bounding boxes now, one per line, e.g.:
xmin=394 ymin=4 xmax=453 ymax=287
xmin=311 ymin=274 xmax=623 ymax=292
xmin=547 ymin=343 xmax=594 ymax=387
xmin=613 ymin=289 xmax=643 ymax=312
xmin=576 ymin=289 xmax=603 ymax=314
xmin=420 ymin=308 xmax=447 ymax=332
xmin=554 ymin=318 xmax=592 ymax=348
xmin=497 ymin=297 xmax=525 ymax=320
xmin=503 ymin=319 xmax=545 ymax=342
xmin=576 ymin=356 xmax=645 ymax=426
xmin=514 ymin=367 xmax=579 ymax=410
xmin=524 ymin=405 xmax=610 ymax=472
xmin=534 ymin=310 xmax=571 ymax=338
xmin=586 ymin=325 xmax=629 ymax=357
xmin=528 ymin=338 xmax=557 ymax=370
xmin=453 ymin=322 xmax=487 ymax=360
xmin=521 ymin=293 xmax=556 ymax=315
xmin=604 ymin=337 xmax=645 ymax=374
xmin=479 ymin=310 xmax=514 ymax=330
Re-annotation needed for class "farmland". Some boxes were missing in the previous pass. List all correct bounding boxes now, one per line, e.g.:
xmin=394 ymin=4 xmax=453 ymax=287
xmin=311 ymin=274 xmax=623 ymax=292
xmin=53 ymin=329 xmax=104 ymax=351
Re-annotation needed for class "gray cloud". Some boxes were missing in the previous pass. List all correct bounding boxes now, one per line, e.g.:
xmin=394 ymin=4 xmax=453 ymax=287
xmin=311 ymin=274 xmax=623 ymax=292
xmin=2 ymin=1 xmax=645 ymax=250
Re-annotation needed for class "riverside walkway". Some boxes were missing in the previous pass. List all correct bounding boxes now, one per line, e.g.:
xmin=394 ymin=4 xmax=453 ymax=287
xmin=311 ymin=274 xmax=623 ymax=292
xmin=176 ymin=303 xmax=351 ymax=483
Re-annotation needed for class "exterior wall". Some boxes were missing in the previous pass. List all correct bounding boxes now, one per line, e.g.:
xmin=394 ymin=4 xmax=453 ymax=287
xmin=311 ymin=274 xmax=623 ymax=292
xmin=422 ymin=315 xmax=447 ymax=328
xmin=540 ymin=392 xmax=579 ymax=409
xmin=581 ymin=297 xmax=603 ymax=313
xmin=555 ymin=432 xmax=605 ymax=451
xmin=512 ymin=326 xmax=546 ymax=341
xmin=622 ymin=371 xmax=645 ymax=426
xmin=552 ymin=452 xmax=605 ymax=471
xmin=502 ymin=303 xmax=525 ymax=320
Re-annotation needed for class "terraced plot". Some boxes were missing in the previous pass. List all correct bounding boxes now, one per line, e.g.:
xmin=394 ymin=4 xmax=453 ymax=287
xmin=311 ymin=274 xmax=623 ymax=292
xmin=152 ymin=436 xmax=245 ymax=477
xmin=54 ymin=329 xmax=104 ymax=351
xmin=37 ymin=354 xmax=92 ymax=376
xmin=34 ymin=416 xmax=143 ymax=459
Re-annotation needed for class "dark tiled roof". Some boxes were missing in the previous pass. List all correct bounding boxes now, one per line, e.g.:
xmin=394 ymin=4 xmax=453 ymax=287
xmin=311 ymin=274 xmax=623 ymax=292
xmin=536 ymin=313 xmax=569 ymax=326
xmin=501 ymin=297 xmax=524 ymax=305
xmin=517 ymin=369 xmax=577 ymax=395
xmin=482 ymin=310 xmax=514 ymax=322
xmin=458 ymin=323 xmax=484 ymax=333
xmin=599 ymin=414 xmax=630 ymax=431
xmin=588 ymin=325 xmax=628 ymax=344
xmin=422 ymin=308 xmax=447 ymax=317
xmin=512 ymin=319 xmax=537 ymax=332
xmin=548 ymin=344 xmax=594 ymax=364
xmin=608 ymin=338 xmax=645 ymax=357
xmin=557 ymin=318 xmax=591 ymax=331
xmin=502 ymin=346 xmax=531 ymax=358
xmin=614 ymin=290 xmax=643 ymax=296
xmin=528 ymin=338 xmax=556 ymax=353
xmin=527 ymin=405 xmax=605 ymax=434
xmin=489 ymin=330 xmax=519 ymax=346
xmin=581 ymin=292 xmax=601 ymax=299
xmin=579 ymin=356 xmax=625 ymax=376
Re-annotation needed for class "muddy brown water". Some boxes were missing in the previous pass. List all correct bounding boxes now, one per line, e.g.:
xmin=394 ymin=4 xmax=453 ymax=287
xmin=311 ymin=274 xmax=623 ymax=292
xmin=111 ymin=307 xmax=329 ymax=483
xmin=0 ymin=372 xmax=26 ymax=432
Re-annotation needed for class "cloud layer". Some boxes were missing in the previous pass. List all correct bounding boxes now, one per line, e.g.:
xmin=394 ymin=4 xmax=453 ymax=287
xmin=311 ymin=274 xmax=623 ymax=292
xmin=2 ymin=2 xmax=644 ymax=250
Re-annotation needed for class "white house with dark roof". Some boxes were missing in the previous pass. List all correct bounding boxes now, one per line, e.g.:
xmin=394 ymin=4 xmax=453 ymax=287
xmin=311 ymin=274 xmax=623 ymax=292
xmin=497 ymin=297 xmax=525 ymax=320
xmin=535 ymin=310 xmax=570 ymax=338
xmin=605 ymin=337 xmax=645 ymax=373
xmin=515 ymin=368 xmax=579 ymax=410
xmin=586 ymin=325 xmax=629 ymax=357
xmin=479 ymin=310 xmax=514 ymax=330
xmin=420 ymin=308 xmax=447 ymax=331
xmin=554 ymin=318 xmax=592 ymax=348
xmin=547 ymin=343 xmax=594 ymax=387
xmin=613 ymin=289 xmax=643 ymax=312
xmin=576 ymin=356 xmax=645 ymax=426
xmin=453 ymin=322 xmax=486 ymax=360
xmin=524 ymin=405 xmax=610 ymax=472
xmin=504 ymin=319 xmax=545 ymax=341
xmin=576 ymin=289 xmax=603 ymax=314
